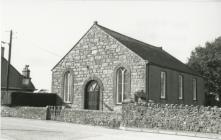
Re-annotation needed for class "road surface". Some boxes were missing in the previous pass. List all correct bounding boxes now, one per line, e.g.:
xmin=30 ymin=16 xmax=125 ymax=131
xmin=1 ymin=117 xmax=218 ymax=140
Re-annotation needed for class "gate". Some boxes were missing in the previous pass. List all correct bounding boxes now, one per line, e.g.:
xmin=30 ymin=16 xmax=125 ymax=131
xmin=46 ymin=106 xmax=63 ymax=120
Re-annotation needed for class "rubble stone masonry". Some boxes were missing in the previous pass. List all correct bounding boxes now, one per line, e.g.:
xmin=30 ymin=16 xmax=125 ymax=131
xmin=52 ymin=25 xmax=146 ymax=111
xmin=122 ymin=103 xmax=221 ymax=134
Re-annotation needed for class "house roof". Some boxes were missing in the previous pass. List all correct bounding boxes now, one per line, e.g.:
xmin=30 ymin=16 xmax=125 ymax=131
xmin=97 ymin=24 xmax=199 ymax=76
xmin=1 ymin=57 xmax=35 ymax=91
xmin=52 ymin=22 xmax=199 ymax=76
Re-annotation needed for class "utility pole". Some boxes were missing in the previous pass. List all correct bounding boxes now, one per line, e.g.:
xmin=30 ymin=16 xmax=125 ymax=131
xmin=6 ymin=30 xmax=13 ymax=92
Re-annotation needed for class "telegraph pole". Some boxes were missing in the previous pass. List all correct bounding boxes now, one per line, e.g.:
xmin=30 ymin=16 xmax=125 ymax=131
xmin=6 ymin=30 xmax=13 ymax=92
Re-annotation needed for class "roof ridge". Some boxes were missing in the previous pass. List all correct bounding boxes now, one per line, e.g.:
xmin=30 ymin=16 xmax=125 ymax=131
xmin=51 ymin=22 xmax=201 ymax=77
xmin=1 ymin=57 xmax=35 ymax=90
xmin=2 ymin=57 xmax=23 ymax=78
xmin=97 ymin=24 xmax=162 ymax=50
xmin=96 ymin=23 xmax=200 ymax=76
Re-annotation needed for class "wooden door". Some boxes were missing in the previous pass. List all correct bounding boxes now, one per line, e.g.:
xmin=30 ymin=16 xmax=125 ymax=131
xmin=85 ymin=81 xmax=100 ymax=110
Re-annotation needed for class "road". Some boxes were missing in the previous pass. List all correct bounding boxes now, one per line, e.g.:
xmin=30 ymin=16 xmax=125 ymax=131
xmin=1 ymin=117 xmax=218 ymax=140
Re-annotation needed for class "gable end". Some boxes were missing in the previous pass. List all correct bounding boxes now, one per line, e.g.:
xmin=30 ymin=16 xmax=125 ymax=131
xmin=52 ymin=24 xmax=96 ymax=70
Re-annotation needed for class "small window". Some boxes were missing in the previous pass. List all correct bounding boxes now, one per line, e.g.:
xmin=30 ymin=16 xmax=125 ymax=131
xmin=63 ymin=71 xmax=72 ymax=103
xmin=193 ymin=78 xmax=197 ymax=101
xmin=160 ymin=71 xmax=166 ymax=99
xmin=178 ymin=75 xmax=183 ymax=100
xmin=116 ymin=67 xmax=127 ymax=104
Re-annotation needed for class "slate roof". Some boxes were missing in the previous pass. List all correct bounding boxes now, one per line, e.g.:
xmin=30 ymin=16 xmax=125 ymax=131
xmin=97 ymin=24 xmax=199 ymax=76
xmin=52 ymin=22 xmax=199 ymax=76
xmin=1 ymin=57 xmax=35 ymax=91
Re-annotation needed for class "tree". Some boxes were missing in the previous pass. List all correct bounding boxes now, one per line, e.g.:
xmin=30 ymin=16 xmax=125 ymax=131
xmin=187 ymin=37 xmax=221 ymax=101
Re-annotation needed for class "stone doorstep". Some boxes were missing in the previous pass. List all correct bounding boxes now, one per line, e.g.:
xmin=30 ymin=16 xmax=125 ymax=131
xmin=119 ymin=126 xmax=221 ymax=140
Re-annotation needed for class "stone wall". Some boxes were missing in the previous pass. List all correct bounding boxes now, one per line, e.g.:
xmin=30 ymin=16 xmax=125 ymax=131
xmin=52 ymin=24 xmax=146 ymax=110
xmin=1 ymin=106 xmax=47 ymax=120
xmin=2 ymin=104 xmax=221 ymax=134
xmin=47 ymin=108 xmax=122 ymax=128
xmin=1 ymin=106 xmax=121 ymax=128
xmin=122 ymin=103 xmax=221 ymax=134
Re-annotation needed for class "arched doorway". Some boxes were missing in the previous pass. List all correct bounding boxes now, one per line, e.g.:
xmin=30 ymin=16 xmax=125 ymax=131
xmin=85 ymin=80 xmax=100 ymax=110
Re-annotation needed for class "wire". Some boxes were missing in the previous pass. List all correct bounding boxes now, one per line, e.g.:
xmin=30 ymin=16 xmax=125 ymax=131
xmin=27 ymin=41 xmax=62 ymax=57
xmin=2 ymin=31 xmax=63 ymax=58
xmin=18 ymin=36 xmax=62 ymax=57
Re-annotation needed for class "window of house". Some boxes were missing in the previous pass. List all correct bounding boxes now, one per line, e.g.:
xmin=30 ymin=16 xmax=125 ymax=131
xmin=116 ymin=67 xmax=127 ymax=104
xmin=178 ymin=75 xmax=183 ymax=100
xmin=160 ymin=71 xmax=166 ymax=99
xmin=193 ymin=78 xmax=197 ymax=101
xmin=63 ymin=71 xmax=72 ymax=103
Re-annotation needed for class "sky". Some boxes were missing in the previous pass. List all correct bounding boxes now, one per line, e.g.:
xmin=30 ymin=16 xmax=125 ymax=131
xmin=1 ymin=0 xmax=221 ymax=92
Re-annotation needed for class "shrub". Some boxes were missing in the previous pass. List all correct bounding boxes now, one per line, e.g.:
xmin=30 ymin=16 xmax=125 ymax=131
xmin=134 ymin=90 xmax=146 ymax=102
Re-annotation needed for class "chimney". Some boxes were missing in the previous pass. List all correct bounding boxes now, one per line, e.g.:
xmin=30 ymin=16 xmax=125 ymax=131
xmin=1 ymin=47 xmax=4 ymax=57
xmin=22 ymin=65 xmax=31 ymax=85
xmin=22 ymin=65 xmax=30 ymax=78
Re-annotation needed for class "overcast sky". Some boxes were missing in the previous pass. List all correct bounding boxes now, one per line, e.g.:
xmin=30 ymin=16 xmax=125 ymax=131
xmin=1 ymin=0 xmax=221 ymax=92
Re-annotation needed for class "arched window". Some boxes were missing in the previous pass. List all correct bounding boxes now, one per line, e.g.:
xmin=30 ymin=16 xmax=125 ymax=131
xmin=116 ymin=67 xmax=129 ymax=104
xmin=63 ymin=71 xmax=72 ymax=102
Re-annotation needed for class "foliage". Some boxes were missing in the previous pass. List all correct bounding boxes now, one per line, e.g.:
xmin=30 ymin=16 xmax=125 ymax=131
xmin=187 ymin=37 xmax=221 ymax=97
xmin=134 ymin=90 xmax=146 ymax=102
